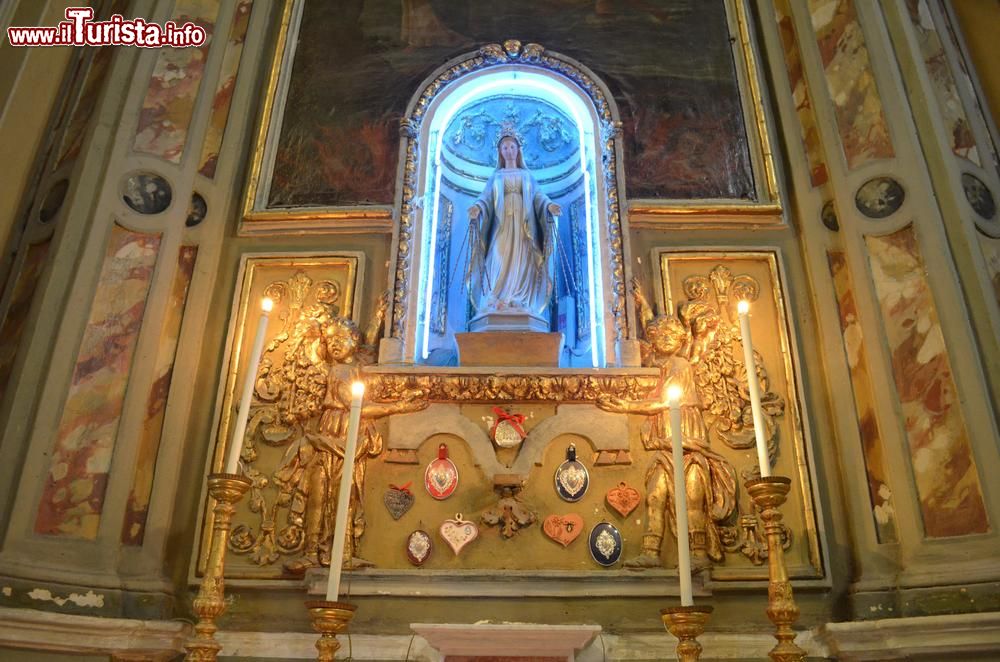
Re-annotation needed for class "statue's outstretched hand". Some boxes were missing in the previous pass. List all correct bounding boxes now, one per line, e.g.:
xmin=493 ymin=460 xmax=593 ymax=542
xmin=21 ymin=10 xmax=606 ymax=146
xmin=547 ymin=203 xmax=562 ymax=216
xmin=597 ymin=394 xmax=628 ymax=413
xmin=468 ymin=206 xmax=481 ymax=220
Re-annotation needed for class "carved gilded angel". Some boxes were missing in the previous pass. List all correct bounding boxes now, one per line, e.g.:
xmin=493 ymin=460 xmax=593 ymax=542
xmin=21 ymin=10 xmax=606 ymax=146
xmin=275 ymin=298 xmax=427 ymax=575
xmin=597 ymin=279 xmax=737 ymax=570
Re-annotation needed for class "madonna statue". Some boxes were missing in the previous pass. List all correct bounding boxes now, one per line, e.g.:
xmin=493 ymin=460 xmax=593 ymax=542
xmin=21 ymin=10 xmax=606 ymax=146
xmin=467 ymin=132 xmax=561 ymax=332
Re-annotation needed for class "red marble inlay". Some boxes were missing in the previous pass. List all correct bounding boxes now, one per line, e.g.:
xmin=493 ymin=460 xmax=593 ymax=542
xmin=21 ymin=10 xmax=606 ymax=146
xmin=775 ymin=0 xmax=828 ymax=187
xmin=866 ymin=226 xmax=988 ymax=537
xmin=198 ymin=0 xmax=253 ymax=178
xmin=132 ymin=0 xmax=218 ymax=162
xmin=828 ymin=251 xmax=897 ymax=543
xmin=809 ymin=0 xmax=894 ymax=168
xmin=35 ymin=225 xmax=161 ymax=538
xmin=122 ymin=245 xmax=197 ymax=545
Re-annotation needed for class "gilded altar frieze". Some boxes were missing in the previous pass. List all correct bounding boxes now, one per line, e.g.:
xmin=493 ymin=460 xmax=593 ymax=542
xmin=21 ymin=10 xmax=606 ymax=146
xmin=808 ymin=0 xmax=894 ymax=169
xmin=827 ymin=251 xmax=897 ymax=543
xmin=132 ymin=0 xmax=218 ymax=162
xmin=366 ymin=371 xmax=659 ymax=404
xmin=865 ymin=226 xmax=989 ymax=537
xmin=35 ymin=224 xmax=161 ymax=538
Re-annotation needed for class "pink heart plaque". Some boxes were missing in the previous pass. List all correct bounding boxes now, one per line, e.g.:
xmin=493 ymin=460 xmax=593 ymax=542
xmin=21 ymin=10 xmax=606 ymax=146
xmin=439 ymin=514 xmax=478 ymax=556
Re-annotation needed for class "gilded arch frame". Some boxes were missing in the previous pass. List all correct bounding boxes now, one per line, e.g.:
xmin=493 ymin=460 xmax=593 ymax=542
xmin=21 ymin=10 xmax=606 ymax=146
xmin=383 ymin=40 xmax=634 ymax=365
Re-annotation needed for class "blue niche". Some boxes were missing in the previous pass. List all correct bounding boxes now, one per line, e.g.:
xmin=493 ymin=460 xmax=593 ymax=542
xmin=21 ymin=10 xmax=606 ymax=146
xmin=415 ymin=73 xmax=606 ymax=368
xmin=443 ymin=95 xmax=579 ymax=173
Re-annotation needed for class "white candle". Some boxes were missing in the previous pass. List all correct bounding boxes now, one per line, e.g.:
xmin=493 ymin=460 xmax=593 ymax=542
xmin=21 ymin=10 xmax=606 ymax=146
xmin=737 ymin=300 xmax=771 ymax=478
xmin=668 ymin=384 xmax=694 ymax=607
xmin=326 ymin=380 xmax=365 ymax=602
xmin=224 ymin=297 xmax=273 ymax=475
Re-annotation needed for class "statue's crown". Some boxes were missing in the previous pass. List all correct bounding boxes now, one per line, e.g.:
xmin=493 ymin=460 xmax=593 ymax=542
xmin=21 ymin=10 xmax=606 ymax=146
xmin=496 ymin=120 xmax=524 ymax=145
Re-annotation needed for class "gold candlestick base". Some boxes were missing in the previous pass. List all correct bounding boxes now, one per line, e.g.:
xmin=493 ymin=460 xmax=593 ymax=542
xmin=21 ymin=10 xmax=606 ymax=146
xmin=661 ymin=605 xmax=713 ymax=661
xmin=746 ymin=476 xmax=807 ymax=662
xmin=305 ymin=600 xmax=357 ymax=661
xmin=185 ymin=473 xmax=251 ymax=662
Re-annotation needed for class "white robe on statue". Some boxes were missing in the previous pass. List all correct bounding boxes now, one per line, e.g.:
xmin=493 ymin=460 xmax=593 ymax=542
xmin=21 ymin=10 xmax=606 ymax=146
xmin=469 ymin=167 xmax=555 ymax=316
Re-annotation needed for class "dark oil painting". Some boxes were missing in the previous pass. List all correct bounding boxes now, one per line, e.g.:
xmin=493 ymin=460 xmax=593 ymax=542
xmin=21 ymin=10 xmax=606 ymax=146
xmin=267 ymin=0 xmax=755 ymax=208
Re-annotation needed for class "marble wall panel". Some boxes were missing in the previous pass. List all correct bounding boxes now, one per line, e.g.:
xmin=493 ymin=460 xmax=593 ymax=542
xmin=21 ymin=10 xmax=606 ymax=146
xmin=0 ymin=240 xmax=52 ymax=403
xmin=808 ymin=0 xmax=894 ymax=169
xmin=132 ymin=0 xmax=219 ymax=162
xmin=936 ymin=0 xmax=1000 ymax=169
xmin=35 ymin=225 xmax=161 ymax=538
xmin=54 ymin=0 xmax=128 ymax=169
xmin=775 ymin=0 xmax=828 ymax=187
xmin=987 ymin=245 xmax=1000 ymax=310
xmin=121 ymin=246 xmax=197 ymax=545
xmin=827 ymin=251 xmax=897 ymax=543
xmin=866 ymin=226 xmax=988 ymax=537
xmin=197 ymin=0 xmax=253 ymax=178
xmin=905 ymin=0 xmax=978 ymax=164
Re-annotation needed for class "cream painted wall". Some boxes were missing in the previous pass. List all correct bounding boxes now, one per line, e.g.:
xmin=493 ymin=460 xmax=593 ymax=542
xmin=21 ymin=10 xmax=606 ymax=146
xmin=952 ymin=0 xmax=1000 ymax=127
xmin=0 ymin=1 xmax=76 ymax=266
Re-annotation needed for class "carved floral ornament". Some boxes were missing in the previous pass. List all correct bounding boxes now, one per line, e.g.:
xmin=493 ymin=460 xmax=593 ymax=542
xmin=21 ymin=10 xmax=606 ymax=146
xmin=390 ymin=40 xmax=628 ymax=345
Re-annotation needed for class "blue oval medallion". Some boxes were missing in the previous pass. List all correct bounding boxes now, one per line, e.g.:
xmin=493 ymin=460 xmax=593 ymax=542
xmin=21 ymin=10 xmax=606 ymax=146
xmin=554 ymin=444 xmax=589 ymax=502
xmin=589 ymin=522 xmax=623 ymax=566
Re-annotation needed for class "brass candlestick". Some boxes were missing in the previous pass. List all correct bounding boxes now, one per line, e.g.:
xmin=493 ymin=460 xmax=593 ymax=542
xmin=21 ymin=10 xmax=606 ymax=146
xmin=305 ymin=600 xmax=357 ymax=661
xmin=746 ymin=476 xmax=806 ymax=662
xmin=661 ymin=605 xmax=713 ymax=661
xmin=185 ymin=473 xmax=251 ymax=662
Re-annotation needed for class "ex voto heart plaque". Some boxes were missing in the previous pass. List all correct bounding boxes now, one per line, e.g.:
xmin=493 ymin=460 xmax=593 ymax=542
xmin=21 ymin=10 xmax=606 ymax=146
xmin=542 ymin=513 xmax=584 ymax=548
xmin=439 ymin=513 xmax=478 ymax=556
xmin=606 ymin=481 xmax=640 ymax=517
xmin=383 ymin=483 xmax=415 ymax=520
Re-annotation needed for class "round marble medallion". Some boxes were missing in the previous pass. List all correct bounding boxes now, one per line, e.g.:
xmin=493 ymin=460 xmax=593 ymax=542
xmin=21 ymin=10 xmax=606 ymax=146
xmin=962 ymin=173 xmax=996 ymax=221
xmin=185 ymin=192 xmax=207 ymax=227
xmin=39 ymin=179 xmax=69 ymax=223
xmin=122 ymin=172 xmax=172 ymax=214
xmin=855 ymin=177 xmax=904 ymax=219
xmin=821 ymin=200 xmax=839 ymax=232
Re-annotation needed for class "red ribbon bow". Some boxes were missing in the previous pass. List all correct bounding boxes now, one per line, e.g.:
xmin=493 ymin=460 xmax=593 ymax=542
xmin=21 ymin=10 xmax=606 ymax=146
xmin=389 ymin=482 xmax=412 ymax=496
xmin=491 ymin=406 xmax=526 ymax=438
